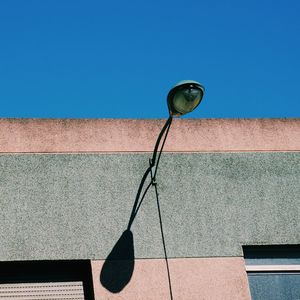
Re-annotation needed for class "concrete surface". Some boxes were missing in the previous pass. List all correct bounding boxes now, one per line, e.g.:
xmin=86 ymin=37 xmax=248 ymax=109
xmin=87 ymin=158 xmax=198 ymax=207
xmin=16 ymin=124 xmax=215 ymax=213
xmin=0 ymin=152 xmax=299 ymax=260
xmin=91 ymin=257 xmax=251 ymax=300
xmin=1 ymin=118 xmax=300 ymax=153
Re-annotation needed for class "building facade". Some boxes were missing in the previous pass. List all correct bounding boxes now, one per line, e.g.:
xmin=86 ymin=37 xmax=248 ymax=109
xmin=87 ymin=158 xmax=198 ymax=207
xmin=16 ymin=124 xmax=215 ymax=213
xmin=0 ymin=118 xmax=299 ymax=299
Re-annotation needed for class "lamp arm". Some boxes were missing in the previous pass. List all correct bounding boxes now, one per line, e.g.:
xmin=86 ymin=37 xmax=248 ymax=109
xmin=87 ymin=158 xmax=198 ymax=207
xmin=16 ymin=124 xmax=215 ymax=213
xmin=150 ymin=116 xmax=173 ymax=167
xmin=152 ymin=116 xmax=172 ymax=181
xmin=127 ymin=116 xmax=173 ymax=230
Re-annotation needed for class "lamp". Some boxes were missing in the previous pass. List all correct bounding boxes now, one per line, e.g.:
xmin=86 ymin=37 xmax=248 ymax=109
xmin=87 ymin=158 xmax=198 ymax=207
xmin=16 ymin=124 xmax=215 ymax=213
xmin=101 ymin=80 xmax=205 ymax=297
xmin=167 ymin=80 xmax=205 ymax=117
xmin=126 ymin=79 xmax=205 ymax=298
xmin=127 ymin=79 xmax=205 ymax=229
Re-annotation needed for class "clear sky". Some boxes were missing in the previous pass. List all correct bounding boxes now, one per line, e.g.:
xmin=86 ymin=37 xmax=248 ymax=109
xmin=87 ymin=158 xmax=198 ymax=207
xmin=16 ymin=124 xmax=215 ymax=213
xmin=0 ymin=0 xmax=299 ymax=119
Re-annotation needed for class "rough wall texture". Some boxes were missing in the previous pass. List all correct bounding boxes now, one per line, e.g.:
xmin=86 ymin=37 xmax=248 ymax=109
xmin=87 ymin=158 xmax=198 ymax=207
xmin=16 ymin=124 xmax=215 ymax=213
xmin=1 ymin=118 xmax=299 ymax=300
xmin=91 ymin=258 xmax=251 ymax=300
xmin=0 ymin=152 xmax=299 ymax=260
xmin=1 ymin=118 xmax=299 ymax=153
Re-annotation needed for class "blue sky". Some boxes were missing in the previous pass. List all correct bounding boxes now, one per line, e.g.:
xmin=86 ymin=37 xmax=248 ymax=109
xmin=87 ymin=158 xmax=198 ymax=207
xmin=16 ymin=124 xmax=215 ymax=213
xmin=0 ymin=0 xmax=299 ymax=118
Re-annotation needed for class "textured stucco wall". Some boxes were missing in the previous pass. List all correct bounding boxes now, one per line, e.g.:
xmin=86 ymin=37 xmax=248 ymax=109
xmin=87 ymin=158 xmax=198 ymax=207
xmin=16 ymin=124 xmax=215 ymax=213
xmin=91 ymin=258 xmax=251 ymax=300
xmin=0 ymin=152 xmax=299 ymax=260
xmin=1 ymin=118 xmax=300 ymax=153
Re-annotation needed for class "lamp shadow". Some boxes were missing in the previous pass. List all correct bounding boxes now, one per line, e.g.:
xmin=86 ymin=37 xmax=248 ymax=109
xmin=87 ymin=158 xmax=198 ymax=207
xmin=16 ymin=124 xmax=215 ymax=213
xmin=100 ymin=118 xmax=173 ymax=295
xmin=100 ymin=229 xmax=134 ymax=293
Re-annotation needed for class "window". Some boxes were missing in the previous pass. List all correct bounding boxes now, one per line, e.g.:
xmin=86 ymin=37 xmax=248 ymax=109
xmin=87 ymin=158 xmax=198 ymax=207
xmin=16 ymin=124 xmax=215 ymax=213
xmin=0 ymin=260 xmax=95 ymax=300
xmin=243 ymin=245 xmax=300 ymax=300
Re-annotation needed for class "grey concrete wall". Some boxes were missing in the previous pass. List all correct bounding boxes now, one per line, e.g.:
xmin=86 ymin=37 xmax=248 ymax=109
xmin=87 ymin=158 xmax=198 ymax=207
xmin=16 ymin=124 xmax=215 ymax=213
xmin=0 ymin=152 xmax=299 ymax=260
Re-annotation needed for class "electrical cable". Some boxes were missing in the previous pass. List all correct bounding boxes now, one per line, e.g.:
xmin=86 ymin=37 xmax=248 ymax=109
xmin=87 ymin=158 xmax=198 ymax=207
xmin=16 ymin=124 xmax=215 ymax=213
xmin=126 ymin=116 xmax=174 ymax=299
xmin=151 ymin=172 xmax=174 ymax=300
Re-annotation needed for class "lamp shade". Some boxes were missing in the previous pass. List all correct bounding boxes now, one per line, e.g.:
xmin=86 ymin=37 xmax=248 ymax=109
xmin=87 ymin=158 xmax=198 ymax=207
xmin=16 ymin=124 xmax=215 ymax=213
xmin=167 ymin=80 xmax=204 ymax=116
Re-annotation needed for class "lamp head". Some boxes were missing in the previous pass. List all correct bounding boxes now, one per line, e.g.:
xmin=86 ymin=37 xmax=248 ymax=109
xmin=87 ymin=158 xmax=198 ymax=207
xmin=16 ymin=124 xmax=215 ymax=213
xmin=167 ymin=80 xmax=205 ymax=117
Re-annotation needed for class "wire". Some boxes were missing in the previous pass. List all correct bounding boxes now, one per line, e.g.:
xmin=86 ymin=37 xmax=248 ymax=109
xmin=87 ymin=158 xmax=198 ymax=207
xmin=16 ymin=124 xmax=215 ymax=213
xmin=126 ymin=116 xmax=174 ymax=299
xmin=153 ymin=179 xmax=174 ymax=300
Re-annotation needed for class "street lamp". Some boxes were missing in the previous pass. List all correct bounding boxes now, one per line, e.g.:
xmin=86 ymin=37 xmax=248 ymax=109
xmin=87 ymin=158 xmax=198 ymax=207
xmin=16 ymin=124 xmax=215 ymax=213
xmin=127 ymin=80 xmax=205 ymax=229
xmin=167 ymin=80 xmax=205 ymax=117
xmin=101 ymin=80 xmax=205 ymax=296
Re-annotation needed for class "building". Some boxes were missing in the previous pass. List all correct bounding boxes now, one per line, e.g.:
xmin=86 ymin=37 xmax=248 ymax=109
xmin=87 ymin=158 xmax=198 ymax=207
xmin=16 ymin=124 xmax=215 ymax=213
xmin=0 ymin=118 xmax=299 ymax=299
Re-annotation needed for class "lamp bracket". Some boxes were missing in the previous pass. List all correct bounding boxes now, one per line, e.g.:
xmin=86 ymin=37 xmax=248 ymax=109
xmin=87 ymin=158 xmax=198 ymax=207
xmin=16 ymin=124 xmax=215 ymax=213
xmin=149 ymin=159 xmax=157 ymax=186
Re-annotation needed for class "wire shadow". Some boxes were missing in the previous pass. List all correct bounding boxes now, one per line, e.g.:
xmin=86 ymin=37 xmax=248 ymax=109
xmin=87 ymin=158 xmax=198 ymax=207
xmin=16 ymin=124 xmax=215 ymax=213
xmin=100 ymin=229 xmax=134 ymax=293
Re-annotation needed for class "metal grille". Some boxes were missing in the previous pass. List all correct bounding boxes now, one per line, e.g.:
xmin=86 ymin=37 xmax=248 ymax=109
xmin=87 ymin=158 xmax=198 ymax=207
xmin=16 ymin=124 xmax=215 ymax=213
xmin=0 ymin=281 xmax=85 ymax=300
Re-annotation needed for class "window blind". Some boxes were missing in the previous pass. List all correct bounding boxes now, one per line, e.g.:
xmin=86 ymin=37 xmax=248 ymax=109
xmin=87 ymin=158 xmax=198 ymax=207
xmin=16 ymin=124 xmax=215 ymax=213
xmin=0 ymin=281 xmax=85 ymax=300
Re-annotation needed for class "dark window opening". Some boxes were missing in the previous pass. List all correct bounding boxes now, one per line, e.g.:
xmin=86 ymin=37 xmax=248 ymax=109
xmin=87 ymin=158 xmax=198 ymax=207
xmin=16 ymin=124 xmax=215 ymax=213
xmin=0 ymin=260 xmax=95 ymax=300
xmin=243 ymin=245 xmax=300 ymax=300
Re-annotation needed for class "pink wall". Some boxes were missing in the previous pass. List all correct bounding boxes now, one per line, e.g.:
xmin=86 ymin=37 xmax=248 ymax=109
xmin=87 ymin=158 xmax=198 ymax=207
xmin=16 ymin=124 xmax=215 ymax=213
xmin=2 ymin=118 xmax=298 ymax=298
xmin=0 ymin=118 xmax=299 ymax=153
xmin=91 ymin=257 xmax=251 ymax=300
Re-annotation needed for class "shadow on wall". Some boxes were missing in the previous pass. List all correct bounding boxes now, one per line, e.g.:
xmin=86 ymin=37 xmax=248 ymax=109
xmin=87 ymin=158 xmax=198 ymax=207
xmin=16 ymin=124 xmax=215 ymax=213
xmin=100 ymin=117 xmax=173 ymax=294
xmin=100 ymin=230 xmax=134 ymax=293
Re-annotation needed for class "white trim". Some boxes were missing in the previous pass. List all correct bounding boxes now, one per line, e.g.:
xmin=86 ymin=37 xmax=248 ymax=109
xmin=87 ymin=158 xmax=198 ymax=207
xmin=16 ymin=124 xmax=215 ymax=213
xmin=246 ymin=265 xmax=300 ymax=272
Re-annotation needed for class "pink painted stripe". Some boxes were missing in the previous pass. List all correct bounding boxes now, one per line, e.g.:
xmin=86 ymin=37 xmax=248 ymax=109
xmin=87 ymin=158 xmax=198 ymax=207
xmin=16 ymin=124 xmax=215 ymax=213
xmin=0 ymin=118 xmax=299 ymax=153
xmin=91 ymin=257 xmax=251 ymax=300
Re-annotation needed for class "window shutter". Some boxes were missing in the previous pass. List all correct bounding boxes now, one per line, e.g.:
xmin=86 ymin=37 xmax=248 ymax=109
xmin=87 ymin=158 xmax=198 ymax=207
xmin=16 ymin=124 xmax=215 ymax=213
xmin=0 ymin=281 xmax=85 ymax=300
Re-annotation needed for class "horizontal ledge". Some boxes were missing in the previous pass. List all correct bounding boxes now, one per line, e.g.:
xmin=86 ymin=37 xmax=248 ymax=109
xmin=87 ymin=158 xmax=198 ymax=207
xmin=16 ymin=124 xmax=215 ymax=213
xmin=246 ymin=265 xmax=300 ymax=272
xmin=0 ymin=118 xmax=299 ymax=153
xmin=0 ymin=150 xmax=299 ymax=155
